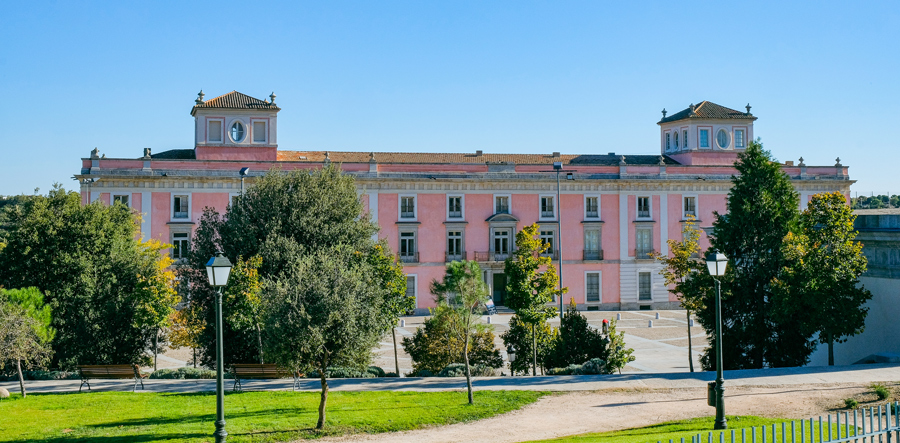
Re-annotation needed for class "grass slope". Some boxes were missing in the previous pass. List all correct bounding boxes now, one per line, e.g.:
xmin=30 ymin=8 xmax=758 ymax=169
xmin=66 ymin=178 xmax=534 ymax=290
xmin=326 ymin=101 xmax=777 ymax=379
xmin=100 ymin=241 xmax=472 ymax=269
xmin=0 ymin=390 xmax=544 ymax=442
xmin=528 ymin=415 xmax=852 ymax=443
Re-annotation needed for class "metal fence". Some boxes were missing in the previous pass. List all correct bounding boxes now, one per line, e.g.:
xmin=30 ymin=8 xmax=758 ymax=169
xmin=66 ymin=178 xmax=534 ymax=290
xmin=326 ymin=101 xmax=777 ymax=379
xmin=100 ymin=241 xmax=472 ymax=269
xmin=659 ymin=402 xmax=900 ymax=443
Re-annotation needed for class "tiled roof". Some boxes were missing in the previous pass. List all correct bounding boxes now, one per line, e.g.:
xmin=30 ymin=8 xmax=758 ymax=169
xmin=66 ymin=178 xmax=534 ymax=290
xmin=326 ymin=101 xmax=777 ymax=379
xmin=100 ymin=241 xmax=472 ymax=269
xmin=150 ymin=149 xmax=195 ymax=159
xmin=191 ymin=91 xmax=280 ymax=115
xmin=276 ymin=151 xmax=679 ymax=165
xmin=659 ymin=101 xmax=757 ymax=124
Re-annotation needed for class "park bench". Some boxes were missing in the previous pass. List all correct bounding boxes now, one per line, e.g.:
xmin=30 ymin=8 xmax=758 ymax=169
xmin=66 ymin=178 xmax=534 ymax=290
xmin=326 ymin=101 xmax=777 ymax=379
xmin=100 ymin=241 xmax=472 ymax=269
xmin=231 ymin=363 xmax=300 ymax=392
xmin=78 ymin=364 xmax=146 ymax=392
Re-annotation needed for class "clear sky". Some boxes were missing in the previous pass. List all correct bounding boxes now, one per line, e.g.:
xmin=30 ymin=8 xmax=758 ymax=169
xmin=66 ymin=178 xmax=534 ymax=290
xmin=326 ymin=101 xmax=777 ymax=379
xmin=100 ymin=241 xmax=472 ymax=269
xmin=2 ymin=1 xmax=897 ymax=196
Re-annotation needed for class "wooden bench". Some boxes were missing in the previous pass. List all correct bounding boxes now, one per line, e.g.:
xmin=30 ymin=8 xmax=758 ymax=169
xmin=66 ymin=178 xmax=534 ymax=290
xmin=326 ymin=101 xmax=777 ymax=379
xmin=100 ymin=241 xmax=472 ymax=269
xmin=231 ymin=364 xmax=299 ymax=392
xmin=78 ymin=364 xmax=146 ymax=392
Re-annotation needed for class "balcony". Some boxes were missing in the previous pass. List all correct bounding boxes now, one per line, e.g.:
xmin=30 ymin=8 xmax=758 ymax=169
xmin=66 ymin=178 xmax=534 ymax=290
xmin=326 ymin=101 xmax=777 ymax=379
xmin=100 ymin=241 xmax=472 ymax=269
xmin=635 ymin=249 xmax=656 ymax=260
xmin=398 ymin=252 xmax=419 ymax=263
xmin=539 ymin=249 xmax=560 ymax=260
xmin=540 ymin=210 xmax=555 ymax=218
xmin=637 ymin=210 xmax=650 ymax=219
xmin=445 ymin=252 xmax=466 ymax=262
xmin=474 ymin=251 xmax=510 ymax=262
xmin=583 ymin=249 xmax=604 ymax=261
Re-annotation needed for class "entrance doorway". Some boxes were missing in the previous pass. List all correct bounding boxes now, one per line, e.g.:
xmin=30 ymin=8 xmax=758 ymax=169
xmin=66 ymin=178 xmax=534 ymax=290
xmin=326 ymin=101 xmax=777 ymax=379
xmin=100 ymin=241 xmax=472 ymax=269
xmin=492 ymin=273 xmax=507 ymax=306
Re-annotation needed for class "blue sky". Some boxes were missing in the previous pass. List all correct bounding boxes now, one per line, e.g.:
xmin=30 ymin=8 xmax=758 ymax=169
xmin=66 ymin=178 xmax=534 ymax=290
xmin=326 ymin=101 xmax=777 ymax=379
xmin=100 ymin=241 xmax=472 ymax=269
xmin=1 ymin=1 xmax=897 ymax=196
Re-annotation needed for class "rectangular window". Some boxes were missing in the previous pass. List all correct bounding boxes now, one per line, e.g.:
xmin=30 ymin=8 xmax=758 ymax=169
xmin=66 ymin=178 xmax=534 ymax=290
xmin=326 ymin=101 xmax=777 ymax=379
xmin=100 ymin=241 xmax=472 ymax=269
xmin=400 ymin=196 xmax=415 ymax=219
xmin=540 ymin=196 xmax=555 ymax=218
xmin=399 ymin=231 xmax=417 ymax=262
xmin=683 ymin=130 xmax=688 ymax=148
xmin=493 ymin=229 xmax=510 ymax=259
xmin=113 ymin=194 xmax=130 ymax=208
xmin=173 ymin=195 xmax=189 ymax=219
xmin=638 ymin=272 xmax=652 ymax=300
xmin=636 ymin=228 xmax=653 ymax=256
xmin=539 ymin=230 xmax=555 ymax=257
xmin=585 ymin=196 xmax=599 ymax=219
xmin=448 ymin=196 xmax=462 ymax=218
xmin=699 ymin=129 xmax=710 ymax=148
xmin=172 ymin=232 xmax=190 ymax=260
xmin=735 ymin=129 xmax=745 ymax=148
xmin=208 ymin=120 xmax=222 ymax=143
xmin=252 ymin=121 xmax=267 ymax=143
xmin=447 ymin=231 xmax=463 ymax=261
xmin=495 ymin=196 xmax=510 ymax=214
xmin=683 ymin=196 xmax=697 ymax=218
xmin=637 ymin=196 xmax=650 ymax=219
xmin=665 ymin=132 xmax=671 ymax=150
xmin=674 ymin=131 xmax=679 ymax=149
xmin=584 ymin=229 xmax=601 ymax=260
xmin=405 ymin=276 xmax=416 ymax=302
xmin=586 ymin=272 xmax=601 ymax=302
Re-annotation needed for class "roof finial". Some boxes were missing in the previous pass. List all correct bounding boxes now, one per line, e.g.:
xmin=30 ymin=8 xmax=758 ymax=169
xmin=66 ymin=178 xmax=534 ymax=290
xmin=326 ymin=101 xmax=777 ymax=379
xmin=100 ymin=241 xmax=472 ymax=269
xmin=91 ymin=147 xmax=100 ymax=159
xmin=689 ymin=103 xmax=696 ymax=116
xmin=324 ymin=151 xmax=330 ymax=164
xmin=745 ymin=103 xmax=752 ymax=115
xmin=369 ymin=152 xmax=376 ymax=162
xmin=143 ymin=148 xmax=152 ymax=159
xmin=196 ymin=90 xmax=205 ymax=105
xmin=661 ymin=108 xmax=667 ymax=119
xmin=619 ymin=155 xmax=626 ymax=165
xmin=835 ymin=157 xmax=842 ymax=167
xmin=798 ymin=157 xmax=805 ymax=167
xmin=658 ymin=155 xmax=666 ymax=165
xmin=269 ymin=92 xmax=276 ymax=104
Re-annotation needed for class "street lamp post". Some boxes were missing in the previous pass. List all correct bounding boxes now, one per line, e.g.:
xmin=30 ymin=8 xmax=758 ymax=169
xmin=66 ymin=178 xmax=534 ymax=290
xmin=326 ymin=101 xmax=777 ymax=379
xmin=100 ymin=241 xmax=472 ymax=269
xmin=239 ymin=168 xmax=250 ymax=196
xmin=206 ymin=252 xmax=233 ymax=443
xmin=551 ymin=162 xmax=574 ymax=318
xmin=507 ymin=345 xmax=517 ymax=376
xmin=705 ymin=250 xmax=728 ymax=430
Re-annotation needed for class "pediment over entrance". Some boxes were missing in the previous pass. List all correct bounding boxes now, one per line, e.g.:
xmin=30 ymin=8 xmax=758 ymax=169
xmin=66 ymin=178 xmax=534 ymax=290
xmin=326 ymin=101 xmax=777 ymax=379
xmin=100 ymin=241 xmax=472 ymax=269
xmin=485 ymin=213 xmax=519 ymax=223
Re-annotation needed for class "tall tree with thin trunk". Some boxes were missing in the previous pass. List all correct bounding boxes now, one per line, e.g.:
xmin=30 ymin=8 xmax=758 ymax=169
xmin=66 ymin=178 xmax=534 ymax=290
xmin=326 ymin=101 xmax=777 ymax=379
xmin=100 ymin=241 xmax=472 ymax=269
xmin=0 ymin=290 xmax=53 ymax=398
xmin=430 ymin=260 xmax=491 ymax=404
xmin=652 ymin=216 xmax=705 ymax=372
xmin=775 ymin=191 xmax=872 ymax=365
xmin=223 ymin=256 xmax=265 ymax=363
xmin=504 ymin=223 xmax=562 ymax=376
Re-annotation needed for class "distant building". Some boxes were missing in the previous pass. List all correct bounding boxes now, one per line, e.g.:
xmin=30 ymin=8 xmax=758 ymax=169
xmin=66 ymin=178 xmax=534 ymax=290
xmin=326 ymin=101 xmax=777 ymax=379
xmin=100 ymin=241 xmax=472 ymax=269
xmin=75 ymin=91 xmax=852 ymax=313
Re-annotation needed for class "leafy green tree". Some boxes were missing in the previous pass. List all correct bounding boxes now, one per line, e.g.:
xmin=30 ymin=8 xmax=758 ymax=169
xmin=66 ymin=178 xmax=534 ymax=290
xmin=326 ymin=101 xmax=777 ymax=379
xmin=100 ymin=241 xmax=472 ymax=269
xmin=653 ymin=215 xmax=705 ymax=372
xmin=500 ymin=316 xmax=556 ymax=375
xmin=224 ymin=256 xmax=265 ymax=363
xmin=543 ymin=299 xmax=608 ymax=370
xmin=429 ymin=260 xmax=494 ymax=404
xmin=776 ymin=191 xmax=872 ymax=365
xmin=402 ymin=309 xmax=502 ymax=375
xmin=0 ymin=288 xmax=54 ymax=397
xmin=707 ymin=140 xmax=807 ymax=369
xmin=0 ymin=185 xmax=179 ymax=368
xmin=168 ymin=302 xmax=204 ymax=367
xmin=261 ymin=246 xmax=398 ymax=430
xmin=604 ymin=318 xmax=635 ymax=374
xmin=504 ymin=223 xmax=563 ymax=375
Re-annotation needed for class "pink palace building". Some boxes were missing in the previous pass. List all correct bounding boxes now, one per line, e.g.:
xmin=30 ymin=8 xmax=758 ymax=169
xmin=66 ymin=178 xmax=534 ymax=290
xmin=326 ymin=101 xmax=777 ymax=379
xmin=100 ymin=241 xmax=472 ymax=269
xmin=76 ymin=91 xmax=853 ymax=313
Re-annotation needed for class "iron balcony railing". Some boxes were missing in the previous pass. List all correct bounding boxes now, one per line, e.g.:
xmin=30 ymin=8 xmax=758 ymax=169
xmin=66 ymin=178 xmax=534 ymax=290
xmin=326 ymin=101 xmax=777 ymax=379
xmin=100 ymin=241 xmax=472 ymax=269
xmin=635 ymin=248 xmax=656 ymax=259
xmin=539 ymin=249 xmax=560 ymax=260
xmin=398 ymin=252 xmax=419 ymax=263
xmin=445 ymin=252 xmax=466 ymax=262
xmin=474 ymin=251 xmax=510 ymax=262
xmin=583 ymin=249 xmax=604 ymax=261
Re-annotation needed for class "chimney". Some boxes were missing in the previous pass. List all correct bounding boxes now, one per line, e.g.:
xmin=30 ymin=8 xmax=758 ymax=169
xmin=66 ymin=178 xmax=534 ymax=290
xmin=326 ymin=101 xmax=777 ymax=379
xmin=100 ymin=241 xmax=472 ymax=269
xmin=552 ymin=152 xmax=560 ymax=158
xmin=475 ymin=150 xmax=483 ymax=156
xmin=785 ymin=161 xmax=794 ymax=166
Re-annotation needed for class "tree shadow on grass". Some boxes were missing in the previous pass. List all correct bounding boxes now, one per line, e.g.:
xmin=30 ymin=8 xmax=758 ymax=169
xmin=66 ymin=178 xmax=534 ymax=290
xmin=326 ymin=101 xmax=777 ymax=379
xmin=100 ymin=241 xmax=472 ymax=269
xmin=14 ymin=432 xmax=210 ymax=443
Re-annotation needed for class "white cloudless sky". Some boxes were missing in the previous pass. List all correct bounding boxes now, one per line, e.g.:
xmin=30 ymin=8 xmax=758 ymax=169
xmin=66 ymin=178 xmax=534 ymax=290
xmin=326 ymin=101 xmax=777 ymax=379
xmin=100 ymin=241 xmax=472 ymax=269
xmin=1 ymin=1 xmax=897 ymax=195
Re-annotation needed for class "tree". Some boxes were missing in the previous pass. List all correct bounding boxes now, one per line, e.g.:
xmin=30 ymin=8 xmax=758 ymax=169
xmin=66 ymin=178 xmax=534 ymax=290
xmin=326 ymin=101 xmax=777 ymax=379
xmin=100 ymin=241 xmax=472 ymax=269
xmin=168 ymin=303 xmax=205 ymax=368
xmin=543 ymin=299 xmax=609 ymax=370
xmin=261 ymin=246 xmax=398 ymax=430
xmin=429 ymin=260 xmax=493 ymax=404
xmin=504 ymin=223 xmax=563 ymax=375
xmin=604 ymin=317 xmax=635 ymax=374
xmin=223 ymin=256 xmax=265 ymax=363
xmin=0 ymin=298 xmax=52 ymax=397
xmin=653 ymin=215 xmax=705 ymax=372
xmin=402 ymin=309 xmax=502 ymax=375
xmin=707 ymin=140 xmax=807 ymax=369
xmin=776 ymin=192 xmax=872 ymax=365
xmin=133 ymin=240 xmax=179 ymax=371
xmin=0 ymin=185 xmax=180 ymax=368
xmin=500 ymin=316 xmax=556 ymax=375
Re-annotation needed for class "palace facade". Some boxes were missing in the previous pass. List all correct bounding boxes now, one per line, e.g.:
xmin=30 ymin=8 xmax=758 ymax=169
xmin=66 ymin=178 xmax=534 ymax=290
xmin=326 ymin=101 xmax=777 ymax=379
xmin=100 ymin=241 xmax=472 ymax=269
xmin=76 ymin=91 xmax=852 ymax=313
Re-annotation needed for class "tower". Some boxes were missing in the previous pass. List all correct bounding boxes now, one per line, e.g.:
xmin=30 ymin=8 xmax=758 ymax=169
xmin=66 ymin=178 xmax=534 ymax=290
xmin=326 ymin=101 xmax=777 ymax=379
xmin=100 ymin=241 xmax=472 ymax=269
xmin=190 ymin=90 xmax=280 ymax=161
xmin=658 ymin=101 xmax=756 ymax=165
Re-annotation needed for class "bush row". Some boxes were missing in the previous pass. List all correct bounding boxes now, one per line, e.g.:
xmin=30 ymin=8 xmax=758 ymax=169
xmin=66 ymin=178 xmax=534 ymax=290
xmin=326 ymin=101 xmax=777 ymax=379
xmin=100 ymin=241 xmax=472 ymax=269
xmin=546 ymin=358 xmax=607 ymax=375
xmin=409 ymin=363 xmax=496 ymax=378
xmin=0 ymin=370 xmax=80 ymax=381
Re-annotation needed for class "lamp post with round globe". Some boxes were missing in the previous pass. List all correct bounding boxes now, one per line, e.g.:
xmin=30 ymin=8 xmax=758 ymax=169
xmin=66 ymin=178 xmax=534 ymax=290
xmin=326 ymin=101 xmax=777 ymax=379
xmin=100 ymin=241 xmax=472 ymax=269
xmin=705 ymin=250 xmax=728 ymax=430
xmin=206 ymin=252 xmax=233 ymax=443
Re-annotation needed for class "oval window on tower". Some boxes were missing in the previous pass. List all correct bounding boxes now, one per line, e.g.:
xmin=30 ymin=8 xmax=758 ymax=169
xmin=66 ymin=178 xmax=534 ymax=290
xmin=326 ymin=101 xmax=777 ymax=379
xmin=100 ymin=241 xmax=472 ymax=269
xmin=230 ymin=122 xmax=245 ymax=142
xmin=716 ymin=129 xmax=729 ymax=148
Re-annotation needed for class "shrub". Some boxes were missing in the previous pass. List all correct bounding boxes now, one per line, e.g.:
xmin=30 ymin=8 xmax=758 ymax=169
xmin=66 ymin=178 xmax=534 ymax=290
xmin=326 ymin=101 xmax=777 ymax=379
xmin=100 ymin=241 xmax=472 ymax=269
xmin=410 ymin=369 xmax=433 ymax=377
xmin=872 ymin=384 xmax=891 ymax=400
xmin=306 ymin=367 xmax=375 ymax=379
xmin=367 ymin=366 xmax=385 ymax=377
xmin=0 ymin=370 xmax=79 ymax=381
xmin=543 ymin=301 xmax=609 ymax=370
xmin=438 ymin=363 xmax=467 ymax=377
xmin=844 ymin=398 xmax=859 ymax=409
xmin=500 ymin=315 xmax=557 ymax=376
xmin=402 ymin=313 xmax=503 ymax=374
xmin=384 ymin=372 xmax=399 ymax=377
xmin=581 ymin=358 xmax=606 ymax=375
xmin=149 ymin=367 xmax=217 ymax=379
xmin=547 ymin=364 xmax=584 ymax=375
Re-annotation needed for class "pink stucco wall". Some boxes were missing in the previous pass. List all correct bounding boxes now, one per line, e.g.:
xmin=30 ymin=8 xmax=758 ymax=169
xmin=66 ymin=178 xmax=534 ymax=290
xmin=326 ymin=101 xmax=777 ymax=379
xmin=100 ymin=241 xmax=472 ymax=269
xmin=151 ymin=192 xmax=170 ymax=243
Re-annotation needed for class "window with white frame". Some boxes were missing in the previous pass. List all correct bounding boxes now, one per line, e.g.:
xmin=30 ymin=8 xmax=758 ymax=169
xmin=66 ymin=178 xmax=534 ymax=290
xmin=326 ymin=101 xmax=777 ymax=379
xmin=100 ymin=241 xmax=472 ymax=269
xmin=585 ymin=196 xmax=599 ymax=219
xmin=716 ymin=129 xmax=729 ymax=148
xmin=683 ymin=196 xmax=697 ymax=218
xmin=586 ymin=272 xmax=601 ymax=302
xmin=252 ymin=121 xmax=267 ymax=143
xmin=584 ymin=228 xmax=601 ymax=260
xmin=230 ymin=121 xmax=245 ymax=142
xmin=208 ymin=120 xmax=223 ymax=143
xmin=399 ymin=231 xmax=417 ymax=262
xmin=735 ymin=129 xmax=745 ymax=148
xmin=173 ymin=195 xmax=189 ymax=219
xmin=400 ymin=196 xmax=416 ymax=219
xmin=493 ymin=229 xmax=511 ymax=257
xmin=405 ymin=275 xmax=417 ymax=306
xmin=637 ymin=196 xmax=651 ymax=219
xmin=699 ymin=129 xmax=710 ymax=148
xmin=171 ymin=232 xmax=190 ymax=260
xmin=539 ymin=230 xmax=556 ymax=256
xmin=447 ymin=196 xmax=463 ymax=219
xmin=665 ymin=132 xmax=671 ymax=151
xmin=638 ymin=272 xmax=652 ymax=300
xmin=636 ymin=228 xmax=653 ymax=256
xmin=447 ymin=230 xmax=463 ymax=261
xmin=495 ymin=195 xmax=510 ymax=214
xmin=112 ymin=194 xmax=130 ymax=208
xmin=540 ymin=196 xmax=555 ymax=218
xmin=683 ymin=130 xmax=688 ymax=149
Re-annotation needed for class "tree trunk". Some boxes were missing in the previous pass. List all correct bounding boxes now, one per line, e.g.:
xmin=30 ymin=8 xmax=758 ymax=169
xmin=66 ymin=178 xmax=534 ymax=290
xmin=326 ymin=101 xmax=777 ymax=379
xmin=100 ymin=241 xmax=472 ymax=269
xmin=317 ymin=370 xmax=329 ymax=429
xmin=392 ymin=327 xmax=400 ymax=377
xmin=828 ymin=334 xmax=835 ymax=366
xmin=531 ymin=323 xmax=537 ymax=377
xmin=192 ymin=347 xmax=196 ymax=368
xmin=153 ymin=329 xmax=158 ymax=371
xmin=464 ymin=331 xmax=473 ymax=404
xmin=686 ymin=310 xmax=694 ymax=373
xmin=16 ymin=359 xmax=26 ymax=398
xmin=256 ymin=323 xmax=264 ymax=364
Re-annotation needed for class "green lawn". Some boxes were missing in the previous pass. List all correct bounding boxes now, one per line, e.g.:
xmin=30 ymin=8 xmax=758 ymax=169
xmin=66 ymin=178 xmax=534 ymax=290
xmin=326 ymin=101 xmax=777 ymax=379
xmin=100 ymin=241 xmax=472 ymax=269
xmin=0 ymin=390 xmax=545 ymax=442
xmin=527 ymin=415 xmax=854 ymax=443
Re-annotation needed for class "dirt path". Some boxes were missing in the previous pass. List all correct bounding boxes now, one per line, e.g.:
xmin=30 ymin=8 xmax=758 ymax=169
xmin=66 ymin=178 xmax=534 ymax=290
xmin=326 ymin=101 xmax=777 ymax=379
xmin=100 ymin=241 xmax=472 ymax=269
xmin=316 ymin=383 xmax=890 ymax=443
